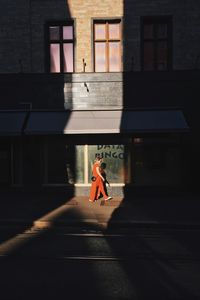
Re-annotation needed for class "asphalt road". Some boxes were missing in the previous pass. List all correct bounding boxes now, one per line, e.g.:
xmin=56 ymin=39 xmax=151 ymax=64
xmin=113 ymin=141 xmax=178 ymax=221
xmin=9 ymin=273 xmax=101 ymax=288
xmin=0 ymin=226 xmax=200 ymax=300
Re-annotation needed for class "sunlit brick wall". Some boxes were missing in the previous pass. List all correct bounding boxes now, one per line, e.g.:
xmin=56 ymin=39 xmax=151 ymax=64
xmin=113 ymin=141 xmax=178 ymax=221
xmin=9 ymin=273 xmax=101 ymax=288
xmin=68 ymin=0 xmax=123 ymax=72
xmin=0 ymin=0 xmax=200 ymax=73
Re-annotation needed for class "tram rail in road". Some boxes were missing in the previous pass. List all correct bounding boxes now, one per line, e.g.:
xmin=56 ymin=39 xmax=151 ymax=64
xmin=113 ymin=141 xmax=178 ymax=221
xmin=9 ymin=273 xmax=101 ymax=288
xmin=0 ymin=226 xmax=200 ymax=262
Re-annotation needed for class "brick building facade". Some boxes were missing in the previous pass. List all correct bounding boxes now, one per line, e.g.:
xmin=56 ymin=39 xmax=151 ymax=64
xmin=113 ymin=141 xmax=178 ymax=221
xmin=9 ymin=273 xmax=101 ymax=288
xmin=0 ymin=0 xmax=199 ymax=195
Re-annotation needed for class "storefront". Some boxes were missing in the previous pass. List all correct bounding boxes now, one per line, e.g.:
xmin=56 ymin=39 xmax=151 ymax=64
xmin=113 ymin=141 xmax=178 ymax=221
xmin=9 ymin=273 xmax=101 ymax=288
xmin=40 ymin=134 xmax=183 ymax=195
xmin=0 ymin=112 xmax=25 ymax=187
xmin=0 ymin=110 xmax=189 ymax=194
xmin=42 ymin=138 xmax=130 ymax=186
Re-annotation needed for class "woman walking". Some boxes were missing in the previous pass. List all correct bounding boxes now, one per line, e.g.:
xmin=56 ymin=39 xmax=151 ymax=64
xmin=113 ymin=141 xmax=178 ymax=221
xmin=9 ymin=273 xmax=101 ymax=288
xmin=89 ymin=154 xmax=112 ymax=202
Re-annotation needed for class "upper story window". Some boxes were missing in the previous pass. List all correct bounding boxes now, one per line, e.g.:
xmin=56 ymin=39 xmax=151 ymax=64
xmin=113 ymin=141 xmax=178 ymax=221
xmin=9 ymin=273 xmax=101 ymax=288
xmin=47 ymin=22 xmax=74 ymax=73
xmin=141 ymin=17 xmax=172 ymax=71
xmin=93 ymin=20 xmax=122 ymax=72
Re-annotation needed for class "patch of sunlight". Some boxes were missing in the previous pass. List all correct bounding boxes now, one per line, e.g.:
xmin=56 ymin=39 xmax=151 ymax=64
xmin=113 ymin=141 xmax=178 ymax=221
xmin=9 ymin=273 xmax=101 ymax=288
xmin=0 ymin=198 xmax=76 ymax=256
xmin=0 ymin=226 xmax=47 ymax=256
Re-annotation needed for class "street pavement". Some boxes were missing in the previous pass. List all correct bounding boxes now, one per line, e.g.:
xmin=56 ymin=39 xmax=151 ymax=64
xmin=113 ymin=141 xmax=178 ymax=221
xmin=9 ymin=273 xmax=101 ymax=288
xmin=0 ymin=190 xmax=200 ymax=300
xmin=0 ymin=190 xmax=199 ymax=229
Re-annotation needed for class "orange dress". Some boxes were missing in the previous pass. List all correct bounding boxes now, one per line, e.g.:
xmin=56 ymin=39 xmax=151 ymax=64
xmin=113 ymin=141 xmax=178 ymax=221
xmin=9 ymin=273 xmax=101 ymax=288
xmin=89 ymin=162 xmax=108 ymax=201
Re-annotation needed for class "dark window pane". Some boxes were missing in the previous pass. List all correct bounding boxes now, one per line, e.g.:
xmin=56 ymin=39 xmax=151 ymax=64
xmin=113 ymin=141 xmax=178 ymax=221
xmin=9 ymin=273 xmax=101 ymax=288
xmin=63 ymin=26 xmax=73 ymax=40
xmin=49 ymin=26 xmax=60 ymax=40
xmin=95 ymin=42 xmax=106 ymax=72
xmin=0 ymin=148 xmax=10 ymax=184
xmin=143 ymin=42 xmax=154 ymax=70
xmin=47 ymin=141 xmax=75 ymax=184
xmin=63 ymin=43 xmax=74 ymax=72
xmin=50 ymin=44 xmax=60 ymax=73
xmin=157 ymin=41 xmax=168 ymax=70
xmin=109 ymin=42 xmax=120 ymax=71
xmin=13 ymin=142 xmax=22 ymax=185
xmin=157 ymin=23 xmax=168 ymax=39
xmin=144 ymin=23 xmax=154 ymax=39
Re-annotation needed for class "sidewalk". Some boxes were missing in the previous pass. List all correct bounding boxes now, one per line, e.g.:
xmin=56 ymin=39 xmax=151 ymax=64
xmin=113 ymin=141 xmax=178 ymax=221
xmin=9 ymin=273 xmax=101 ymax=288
xmin=0 ymin=190 xmax=200 ymax=229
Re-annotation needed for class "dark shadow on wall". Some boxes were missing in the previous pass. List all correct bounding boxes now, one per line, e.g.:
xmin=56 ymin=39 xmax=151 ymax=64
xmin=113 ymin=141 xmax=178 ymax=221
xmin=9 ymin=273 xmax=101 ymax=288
xmin=105 ymin=1 xmax=200 ymax=299
xmin=0 ymin=0 xmax=76 ymax=196
xmin=21 ymin=0 xmax=75 ymax=197
xmin=120 ymin=0 xmax=200 ymax=194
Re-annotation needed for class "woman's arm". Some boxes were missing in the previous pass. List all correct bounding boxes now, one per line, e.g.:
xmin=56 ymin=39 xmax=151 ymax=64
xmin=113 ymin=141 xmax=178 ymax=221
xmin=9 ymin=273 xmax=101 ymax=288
xmin=96 ymin=166 xmax=105 ymax=181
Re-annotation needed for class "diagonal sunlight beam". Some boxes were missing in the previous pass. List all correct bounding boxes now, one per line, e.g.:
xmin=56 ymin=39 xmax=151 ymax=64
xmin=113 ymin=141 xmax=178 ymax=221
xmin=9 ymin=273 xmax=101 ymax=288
xmin=0 ymin=198 xmax=78 ymax=256
xmin=0 ymin=226 xmax=47 ymax=256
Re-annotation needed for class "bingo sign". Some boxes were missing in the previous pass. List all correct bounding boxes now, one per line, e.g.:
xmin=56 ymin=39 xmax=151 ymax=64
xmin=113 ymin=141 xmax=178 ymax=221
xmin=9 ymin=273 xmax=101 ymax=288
xmin=95 ymin=145 xmax=124 ymax=160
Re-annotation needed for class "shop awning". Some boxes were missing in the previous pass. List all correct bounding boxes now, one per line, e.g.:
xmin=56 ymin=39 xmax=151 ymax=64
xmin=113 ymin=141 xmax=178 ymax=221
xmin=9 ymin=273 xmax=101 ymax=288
xmin=24 ymin=110 xmax=189 ymax=134
xmin=0 ymin=111 xmax=27 ymax=135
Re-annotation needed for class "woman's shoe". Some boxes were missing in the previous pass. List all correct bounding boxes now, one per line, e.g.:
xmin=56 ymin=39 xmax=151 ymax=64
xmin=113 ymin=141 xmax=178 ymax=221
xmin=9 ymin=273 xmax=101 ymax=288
xmin=104 ymin=196 xmax=112 ymax=201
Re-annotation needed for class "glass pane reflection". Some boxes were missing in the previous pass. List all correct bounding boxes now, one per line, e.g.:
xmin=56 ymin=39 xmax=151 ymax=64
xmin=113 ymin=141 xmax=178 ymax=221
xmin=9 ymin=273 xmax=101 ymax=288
xmin=63 ymin=43 xmax=74 ymax=72
xmin=109 ymin=23 xmax=120 ymax=39
xmin=95 ymin=43 xmax=106 ymax=72
xmin=88 ymin=145 xmax=128 ymax=183
xmin=109 ymin=42 xmax=120 ymax=71
xmin=49 ymin=26 xmax=60 ymax=40
xmin=63 ymin=26 xmax=73 ymax=39
xmin=50 ymin=44 xmax=60 ymax=72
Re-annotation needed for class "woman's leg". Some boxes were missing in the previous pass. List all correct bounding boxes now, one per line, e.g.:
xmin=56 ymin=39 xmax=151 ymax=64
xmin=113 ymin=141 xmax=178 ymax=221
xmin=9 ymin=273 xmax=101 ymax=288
xmin=89 ymin=182 xmax=98 ymax=201
xmin=98 ymin=180 xmax=108 ymax=199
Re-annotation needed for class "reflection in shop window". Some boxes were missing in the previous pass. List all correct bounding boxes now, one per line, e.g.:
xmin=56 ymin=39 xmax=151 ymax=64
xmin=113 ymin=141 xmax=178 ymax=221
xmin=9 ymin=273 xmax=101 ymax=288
xmin=45 ymin=142 xmax=129 ymax=185
xmin=75 ymin=146 xmax=84 ymax=183
xmin=88 ymin=145 xmax=129 ymax=183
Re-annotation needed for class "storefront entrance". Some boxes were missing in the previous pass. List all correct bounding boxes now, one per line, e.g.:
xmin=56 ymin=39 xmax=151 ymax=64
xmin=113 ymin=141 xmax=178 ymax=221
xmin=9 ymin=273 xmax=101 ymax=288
xmin=42 ymin=135 xmax=182 ymax=193
xmin=43 ymin=138 xmax=130 ymax=186
xmin=76 ymin=144 xmax=130 ymax=185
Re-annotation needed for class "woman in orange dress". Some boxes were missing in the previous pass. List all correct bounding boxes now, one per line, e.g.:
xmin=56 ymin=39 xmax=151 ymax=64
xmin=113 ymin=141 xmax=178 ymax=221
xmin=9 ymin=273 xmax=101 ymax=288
xmin=89 ymin=155 xmax=112 ymax=202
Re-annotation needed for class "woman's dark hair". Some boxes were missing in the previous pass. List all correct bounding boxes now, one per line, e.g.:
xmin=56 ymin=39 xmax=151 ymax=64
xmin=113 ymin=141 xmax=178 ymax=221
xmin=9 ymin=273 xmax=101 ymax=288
xmin=95 ymin=153 xmax=102 ymax=161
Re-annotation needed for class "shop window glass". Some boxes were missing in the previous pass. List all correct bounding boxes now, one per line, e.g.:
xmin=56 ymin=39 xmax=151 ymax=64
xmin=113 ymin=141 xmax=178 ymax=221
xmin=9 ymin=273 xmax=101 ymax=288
xmin=46 ymin=140 xmax=75 ymax=184
xmin=134 ymin=138 xmax=180 ymax=186
xmin=75 ymin=146 xmax=84 ymax=183
xmin=13 ymin=142 xmax=22 ymax=185
xmin=45 ymin=142 xmax=129 ymax=185
xmin=0 ymin=147 xmax=10 ymax=184
xmin=88 ymin=145 xmax=128 ymax=183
